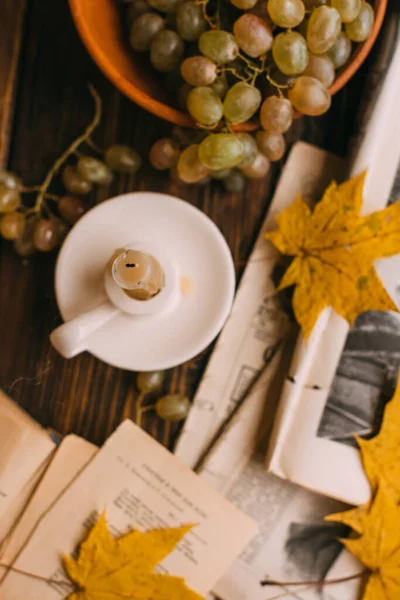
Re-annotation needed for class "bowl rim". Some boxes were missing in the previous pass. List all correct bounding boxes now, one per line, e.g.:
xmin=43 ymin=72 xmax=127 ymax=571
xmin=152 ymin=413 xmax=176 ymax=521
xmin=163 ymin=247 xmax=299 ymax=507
xmin=69 ymin=0 xmax=388 ymax=130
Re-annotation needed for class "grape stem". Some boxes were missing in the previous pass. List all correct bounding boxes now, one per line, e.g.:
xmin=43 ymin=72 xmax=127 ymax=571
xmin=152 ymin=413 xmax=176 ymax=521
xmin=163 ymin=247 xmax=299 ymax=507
xmin=34 ymin=84 xmax=102 ymax=213
xmin=195 ymin=0 xmax=216 ymax=29
xmin=265 ymin=70 xmax=289 ymax=94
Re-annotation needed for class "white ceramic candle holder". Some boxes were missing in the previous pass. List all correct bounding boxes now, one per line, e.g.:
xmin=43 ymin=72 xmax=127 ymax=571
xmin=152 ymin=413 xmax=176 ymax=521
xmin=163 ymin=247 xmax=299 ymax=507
xmin=50 ymin=192 xmax=235 ymax=371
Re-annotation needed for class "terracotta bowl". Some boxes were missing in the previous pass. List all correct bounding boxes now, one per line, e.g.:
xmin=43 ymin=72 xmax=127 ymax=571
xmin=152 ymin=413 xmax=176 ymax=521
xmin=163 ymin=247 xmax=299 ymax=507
xmin=69 ymin=0 xmax=387 ymax=130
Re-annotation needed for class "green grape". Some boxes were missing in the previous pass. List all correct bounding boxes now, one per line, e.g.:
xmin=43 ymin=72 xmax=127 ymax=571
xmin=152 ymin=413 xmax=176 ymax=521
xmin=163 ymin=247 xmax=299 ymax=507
xmin=0 ymin=170 xmax=22 ymax=190
xmin=62 ymin=165 xmax=93 ymax=195
xmin=210 ymin=168 xmax=233 ymax=180
xmin=256 ymin=130 xmax=285 ymax=161
xmin=155 ymin=394 xmax=191 ymax=421
xmin=0 ymin=185 xmax=21 ymax=213
xmin=148 ymin=0 xmax=178 ymax=13
xmin=272 ymin=31 xmax=308 ymax=76
xmin=230 ymin=0 xmax=258 ymax=9
xmin=303 ymin=53 xmax=335 ymax=87
xmin=199 ymin=30 xmax=239 ymax=65
xmin=137 ymin=370 xmax=165 ymax=392
xmin=176 ymin=2 xmax=206 ymax=41
xmin=260 ymin=96 xmax=293 ymax=133
xmin=222 ymin=170 xmax=246 ymax=192
xmin=211 ymin=77 xmax=229 ymax=99
xmin=33 ymin=219 xmax=59 ymax=252
xmin=233 ymin=14 xmax=273 ymax=58
xmin=331 ymin=0 xmax=361 ymax=23
xmin=127 ymin=0 xmax=151 ymax=26
xmin=288 ymin=75 xmax=331 ymax=115
xmin=267 ymin=0 xmax=305 ymax=28
xmin=327 ymin=32 xmax=352 ymax=69
xmin=58 ymin=196 xmax=87 ymax=224
xmin=198 ymin=134 xmax=244 ymax=170
xmin=223 ymin=82 xmax=262 ymax=125
xmin=307 ymin=6 xmax=341 ymax=54
xmin=187 ymin=87 xmax=223 ymax=127
xmin=236 ymin=132 xmax=258 ymax=169
xmin=0 ymin=212 xmax=24 ymax=240
xmin=180 ymin=56 xmax=217 ymax=87
xmin=150 ymin=30 xmax=184 ymax=72
xmin=13 ymin=215 xmax=38 ymax=257
xmin=77 ymin=156 xmax=113 ymax=185
xmin=177 ymin=145 xmax=209 ymax=183
xmin=149 ymin=138 xmax=180 ymax=170
xmin=105 ymin=145 xmax=142 ymax=173
xmin=130 ymin=13 xmax=165 ymax=51
xmin=346 ymin=2 xmax=374 ymax=42
xmin=240 ymin=152 xmax=270 ymax=179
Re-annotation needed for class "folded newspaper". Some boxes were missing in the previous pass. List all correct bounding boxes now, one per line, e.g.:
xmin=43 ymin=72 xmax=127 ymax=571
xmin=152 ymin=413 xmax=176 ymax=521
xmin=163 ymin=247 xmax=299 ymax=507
xmin=175 ymin=5 xmax=400 ymax=599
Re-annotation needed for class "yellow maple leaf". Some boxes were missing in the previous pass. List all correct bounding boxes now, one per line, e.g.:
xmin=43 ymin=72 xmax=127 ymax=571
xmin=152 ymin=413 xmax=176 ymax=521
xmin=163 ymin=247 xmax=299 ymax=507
xmin=64 ymin=513 xmax=204 ymax=600
xmin=266 ymin=172 xmax=400 ymax=337
xmin=330 ymin=484 xmax=400 ymax=600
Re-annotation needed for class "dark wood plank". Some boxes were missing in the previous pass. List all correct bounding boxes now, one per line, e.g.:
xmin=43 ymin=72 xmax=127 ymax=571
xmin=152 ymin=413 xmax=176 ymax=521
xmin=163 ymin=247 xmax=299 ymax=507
xmin=0 ymin=0 xmax=28 ymax=166
xmin=0 ymin=0 xmax=368 ymax=448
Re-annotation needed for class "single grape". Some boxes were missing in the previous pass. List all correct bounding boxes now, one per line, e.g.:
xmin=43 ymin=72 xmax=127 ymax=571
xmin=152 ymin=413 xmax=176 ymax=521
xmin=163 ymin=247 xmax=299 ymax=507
xmin=346 ymin=2 xmax=374 ymax=42
xmin=177 ymin=145 xmax=209 ymax=183
xmin=0 ymin=212 xmax=24 ymax=240
xmin=272 ymin=31 xmax=308 ymax=76
xmin=180 ymin=56 xmax=217 ymax=87
xmin=187 ymin=87 xmax=223 ymax=127
xmin=149 ymin=138 xmax=180 ymax=170
xmin=199 ymin=30 xmax=239 ymax=65
xmin=240 ymin=152 xmax=270 ymax=179
xmin=267 ymin=0 xmax=305 ymax=28
xmin=233 ymin=14 xmax=273 ymax=58
xmin=198 ymin=134 xmax=244 ymax=170
xmin=331 ymin=0 xmax=361 ymax=23
xmin=130 ymin=12 xmax=165 ymax=51
xmin=105 ymin=145 xmax=142 ymax=173
xmin=77 ymin=156 xmax=113 ymax=185
xmin=33 ymin=219 xmax=59 ymax=252
xmin=58 ymin=196 xmax=87 ymax=224
xmin=236 ymin=132 xmax=258 ymax=168
xmin=260 ymin=96 xmax=293 ymax=134
xmin=147 ymin=0 xmax=178 ymax=13
xmin=150 ymin=29 xmax=184 ymax=72
xmin=176 ymin=2 xmax=206 ymax=41
xmin=210 ymin=168 xmax=233 ymax=180
xmin=0 ymin=185 xmax=21 ymax=213
xmin=127 ymin=0 xmax=151 ymax=26
xmin=256 ymin=130 xmax=285 ymax=161
xmin=223 ymin=82 xmax=262 ymax=125
xmin=62 ymin=165 xmax=93 ymax=195
xmin=155 ymin=394 xmax=191 ymax=421
xmin=13 ymin=216 xmax=38 ymax=257
xmin=222 ymin=170 xmax=246 ymax=192
xmin=0 ymin=170 xmax=22 ymax=190
xmin=211 ymin=77 xmax=229 ymax=99
xmin=53 ymin=218 xmax=70 ymax=244
xmin=230 ymin=0 xmax=258 ymax=9
xmin=288 ymin=75 xmax=331 ymax=115
xmin=250 ymin=1 xmax=277 ymax=30
xmin=327 ymin=32 xmax=352 ymax=69
xmin=137 ymin=370 xmax=165 ymax=392
xmin=303 ymin=53 xmax=335 ymax=87
xmin=307 ymin=6 xmax=341 ymax=54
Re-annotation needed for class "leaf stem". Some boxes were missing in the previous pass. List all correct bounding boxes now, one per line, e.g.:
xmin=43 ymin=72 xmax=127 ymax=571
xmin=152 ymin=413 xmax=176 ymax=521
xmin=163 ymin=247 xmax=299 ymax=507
xmin=0 ymin=562 xmax=71 ymax=588
xmin=260 ymin=571 xmax=368 ymax=600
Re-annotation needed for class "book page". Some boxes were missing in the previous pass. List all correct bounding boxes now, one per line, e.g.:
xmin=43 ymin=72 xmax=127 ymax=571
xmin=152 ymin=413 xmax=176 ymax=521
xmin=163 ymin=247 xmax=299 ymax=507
xmin=0 ymin=420 xmax=257 ymax=599
xmin=0 ymin=435 xmax=96 ymax=574
xmin=0 ymin=391 xmax=55 ymax=519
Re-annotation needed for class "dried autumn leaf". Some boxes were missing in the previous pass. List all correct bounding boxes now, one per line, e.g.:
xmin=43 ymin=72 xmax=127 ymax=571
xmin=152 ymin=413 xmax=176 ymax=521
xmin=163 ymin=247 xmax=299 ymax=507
xmin=266 ymin=172 xmax=400 ymax=337
xmin=64 ymin=513 xmax=204 ymax=600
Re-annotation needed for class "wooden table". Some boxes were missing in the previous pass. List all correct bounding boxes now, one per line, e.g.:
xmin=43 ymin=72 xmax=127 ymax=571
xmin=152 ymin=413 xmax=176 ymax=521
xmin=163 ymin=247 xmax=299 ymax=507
xmin=0 ymin=0 xmax=370 ymax=448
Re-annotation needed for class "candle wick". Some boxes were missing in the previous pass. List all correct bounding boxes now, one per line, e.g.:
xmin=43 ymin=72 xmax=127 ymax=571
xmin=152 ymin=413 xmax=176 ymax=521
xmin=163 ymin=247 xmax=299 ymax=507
xmin=125 ymin=263 xmax=137 ymax=268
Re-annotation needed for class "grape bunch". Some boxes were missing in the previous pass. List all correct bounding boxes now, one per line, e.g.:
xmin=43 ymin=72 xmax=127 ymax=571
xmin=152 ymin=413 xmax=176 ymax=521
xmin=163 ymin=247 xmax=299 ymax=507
xmin=125 ymin=0 xmax=375 ymax=189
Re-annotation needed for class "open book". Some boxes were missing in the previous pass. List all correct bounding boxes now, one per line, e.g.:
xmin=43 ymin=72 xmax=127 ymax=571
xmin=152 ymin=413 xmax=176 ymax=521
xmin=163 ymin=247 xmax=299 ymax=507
xmin=0 ymin=403 xmax=257 ymax=599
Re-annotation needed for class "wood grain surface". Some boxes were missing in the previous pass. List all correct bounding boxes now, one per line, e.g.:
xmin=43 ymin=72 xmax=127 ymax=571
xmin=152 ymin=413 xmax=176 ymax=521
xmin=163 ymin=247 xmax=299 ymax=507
xmin=0 ymin=0 xmax=370 ymax=448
